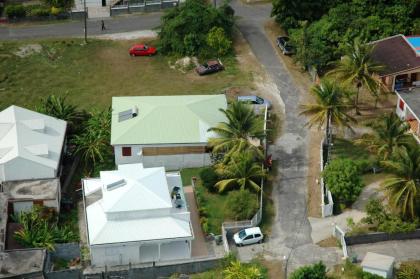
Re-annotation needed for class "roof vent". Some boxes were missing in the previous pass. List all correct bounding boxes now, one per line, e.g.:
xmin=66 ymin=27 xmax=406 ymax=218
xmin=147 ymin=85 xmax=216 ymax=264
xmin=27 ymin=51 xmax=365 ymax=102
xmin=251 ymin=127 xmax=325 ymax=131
xmin=106 ymin=179 xmax=126 ymax=191
xmin=118 ymin=106 xmax=139 ymax=122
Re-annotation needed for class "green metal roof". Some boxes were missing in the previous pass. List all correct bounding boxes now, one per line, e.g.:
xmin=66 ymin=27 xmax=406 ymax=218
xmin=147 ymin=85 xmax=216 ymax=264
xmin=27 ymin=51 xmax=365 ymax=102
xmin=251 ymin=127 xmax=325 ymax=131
xmin=111 ymin=95 xmax=227 ymax=145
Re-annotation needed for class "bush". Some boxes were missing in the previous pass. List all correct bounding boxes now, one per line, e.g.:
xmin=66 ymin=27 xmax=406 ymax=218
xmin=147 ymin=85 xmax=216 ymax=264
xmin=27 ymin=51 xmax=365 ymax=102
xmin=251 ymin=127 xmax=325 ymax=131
xmin=323 ymin=159 xmax=364 ymax=206
xmin=224 ymin=190 xmax=259 ymax=221
xmin=5 ymin=5 xmax=26 ymax=18
xmin=207 ymin=26 xmax=232 ymax=57
xmin=26 ymin=5 xmax=50 ymax=17
xmin=199 ymin=167 xmax=219 ymax=192
xmin=290 ymin=262 xmax=327 ymax=279
xmin=159 ymin=0 xmax=234 ymax=56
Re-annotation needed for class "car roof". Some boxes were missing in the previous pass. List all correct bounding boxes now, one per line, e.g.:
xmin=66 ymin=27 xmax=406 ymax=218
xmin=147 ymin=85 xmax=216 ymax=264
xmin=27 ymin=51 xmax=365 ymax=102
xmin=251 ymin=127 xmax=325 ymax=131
xmin=244 ymin=227 xmax=262 ymax=234
xmin=238 ymin=95 xmax=258 ymax=101
xmin=132 ymin=44 xmax=146 ymax=48
xmin=207 ymin=60 xmax=220 ymax=66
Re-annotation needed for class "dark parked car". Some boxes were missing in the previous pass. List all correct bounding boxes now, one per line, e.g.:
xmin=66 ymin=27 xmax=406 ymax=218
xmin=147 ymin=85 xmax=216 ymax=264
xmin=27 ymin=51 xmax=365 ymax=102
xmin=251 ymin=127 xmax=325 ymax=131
xmin=276 ymin=36 xmax=295 ymax=55
xmin=195 ymin=59 xmax=224 ymax=75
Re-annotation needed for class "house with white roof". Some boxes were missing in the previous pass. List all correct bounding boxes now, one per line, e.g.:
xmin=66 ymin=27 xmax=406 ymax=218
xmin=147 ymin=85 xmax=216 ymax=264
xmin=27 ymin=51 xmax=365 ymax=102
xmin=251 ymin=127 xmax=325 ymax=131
xmin=0 ymin=105 xmax=67 ymax=183
xmin=82 ymin=163 xmax=193 ymax=267
xmin=111 ymin=95 xmax=227 ymax=170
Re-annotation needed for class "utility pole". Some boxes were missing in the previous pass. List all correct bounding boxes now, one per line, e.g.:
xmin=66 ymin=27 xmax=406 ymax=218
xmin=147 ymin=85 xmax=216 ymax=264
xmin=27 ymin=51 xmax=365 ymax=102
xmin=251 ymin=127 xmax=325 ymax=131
xmin=83 ymin=0 xmax=87 ymax=43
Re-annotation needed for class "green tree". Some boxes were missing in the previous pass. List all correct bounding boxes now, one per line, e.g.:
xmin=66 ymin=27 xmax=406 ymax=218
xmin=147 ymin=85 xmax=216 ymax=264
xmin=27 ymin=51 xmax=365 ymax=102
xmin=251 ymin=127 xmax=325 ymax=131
xmin=300 ymin=79 xmax=355 ymax=144
xmin=381 ymin=146 xmax=420 ymax=219
xmin=355 ymin=112 xmax=412 ymax=160
xmin=159 ymin=0 xmax=234 ymax=56
xmin=223 ymin=260 xmax=263 ymax=279
xmin=72 ymin=108 xmax=112 ymax=172
xmin=225 ymin=189 xmax=259 ymax=220
xmin=215 ymin=152 xmax=265 ymax=193
xmin=36 ymin=94 xmax=87 ymax=137
xmin=208 ymin=101 xmax=265 ymax=163
xmin=289 ymin=261 xmax=327 ymax=279
xmin=207 ymin=26 xmax=232 ymax=57
xmin=328 ymin=38 xmax=384 ymax=114
xmin=323 ymin=158 xmax=364 ymax=206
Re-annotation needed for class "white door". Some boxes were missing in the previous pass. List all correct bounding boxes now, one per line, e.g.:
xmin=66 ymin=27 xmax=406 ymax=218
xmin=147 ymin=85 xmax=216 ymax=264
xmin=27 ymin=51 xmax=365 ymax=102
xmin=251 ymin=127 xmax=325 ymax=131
xmin=243 ymin=235 xmax=254 ymax=245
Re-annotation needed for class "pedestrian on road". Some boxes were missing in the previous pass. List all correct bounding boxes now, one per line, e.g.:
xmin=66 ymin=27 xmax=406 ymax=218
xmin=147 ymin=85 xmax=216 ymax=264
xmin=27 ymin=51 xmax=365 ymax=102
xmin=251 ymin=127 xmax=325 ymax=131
xmin=101 ymin=20 xmax=106 ymax=31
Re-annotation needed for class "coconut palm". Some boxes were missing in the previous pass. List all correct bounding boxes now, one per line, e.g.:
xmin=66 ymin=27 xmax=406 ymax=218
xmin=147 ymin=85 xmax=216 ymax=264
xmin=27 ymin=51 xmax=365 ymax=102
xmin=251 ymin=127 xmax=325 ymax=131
xmin=300 ymin=79 xmax=355 ymax=144
xmin=36 ymin=94 xmax=87 ymax=136
xmin=355 ymin=112 xmax=412 ymax=160
xmin=214 ymin=152 xmax=266 ymax=193
xmin=208 ymin=101 xmax=265 ymax=163
xmin=328 ymin=38 xmax=384 ymax=114
xmin=381 ymin=147 xmax=420 ymax=219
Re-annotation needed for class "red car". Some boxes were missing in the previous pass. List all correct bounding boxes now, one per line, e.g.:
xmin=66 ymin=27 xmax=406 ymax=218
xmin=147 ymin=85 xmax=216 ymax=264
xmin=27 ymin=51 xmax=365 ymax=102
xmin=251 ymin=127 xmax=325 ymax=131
xmin=129 ymin=44 xmax=157 ymax=56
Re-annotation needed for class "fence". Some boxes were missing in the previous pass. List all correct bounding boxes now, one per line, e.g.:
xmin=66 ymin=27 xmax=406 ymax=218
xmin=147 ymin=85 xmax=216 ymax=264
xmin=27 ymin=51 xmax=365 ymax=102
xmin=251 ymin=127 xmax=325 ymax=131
xmin=110 ymin=0 xmax=178 ymax=15
xmin=333 ymin=225 xmax=348 ymax=258
xmin=320 ymin=138 xmax=334 ymax=217
xmin=345 ymin=229 xmax=420 ymax=246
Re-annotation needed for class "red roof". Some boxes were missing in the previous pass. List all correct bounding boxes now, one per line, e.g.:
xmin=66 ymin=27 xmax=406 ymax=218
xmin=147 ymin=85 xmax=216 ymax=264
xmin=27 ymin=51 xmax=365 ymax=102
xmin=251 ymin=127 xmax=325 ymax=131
xmin=371 ymin=35 xmax=420 ymax=76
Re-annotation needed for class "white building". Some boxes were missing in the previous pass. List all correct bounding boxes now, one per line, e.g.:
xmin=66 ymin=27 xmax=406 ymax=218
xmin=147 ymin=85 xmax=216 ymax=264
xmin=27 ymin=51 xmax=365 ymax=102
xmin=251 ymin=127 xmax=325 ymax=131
xmin=111 ymin=95 xmax=227 ymax=171
xmin=82 ymin=163 xmax=193 ymax=267
xmin=0 ymin=105 xmax=67 ymax=183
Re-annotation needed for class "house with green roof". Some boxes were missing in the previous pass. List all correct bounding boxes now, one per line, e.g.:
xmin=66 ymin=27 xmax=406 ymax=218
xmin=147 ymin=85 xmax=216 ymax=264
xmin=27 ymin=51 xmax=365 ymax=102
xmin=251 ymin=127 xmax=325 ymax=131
xmin=111 ymin=95 xmax=227 ymax=170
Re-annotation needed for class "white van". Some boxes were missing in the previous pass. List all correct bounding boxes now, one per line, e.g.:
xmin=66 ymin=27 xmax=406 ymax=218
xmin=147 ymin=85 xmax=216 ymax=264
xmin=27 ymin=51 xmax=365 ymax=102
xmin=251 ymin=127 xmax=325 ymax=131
xmin=233 ymin=227 xmax=263 ymax=246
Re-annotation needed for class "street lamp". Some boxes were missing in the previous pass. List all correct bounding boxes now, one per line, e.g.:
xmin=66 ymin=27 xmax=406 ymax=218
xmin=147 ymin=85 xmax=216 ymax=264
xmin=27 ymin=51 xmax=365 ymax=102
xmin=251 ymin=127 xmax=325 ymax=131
xmin=283 ymin=255 xmax=288 ymax=279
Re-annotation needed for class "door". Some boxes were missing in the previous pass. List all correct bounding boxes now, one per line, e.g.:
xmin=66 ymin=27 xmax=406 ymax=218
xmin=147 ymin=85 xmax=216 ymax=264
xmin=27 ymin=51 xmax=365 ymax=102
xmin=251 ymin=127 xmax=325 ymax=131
xmin=243 ymin=234 xmax=254 ymax=245
xmin=254 ymin=233 xmax=262 ymax=243
xmin=101 ymin=0 xmax=106 ymax=7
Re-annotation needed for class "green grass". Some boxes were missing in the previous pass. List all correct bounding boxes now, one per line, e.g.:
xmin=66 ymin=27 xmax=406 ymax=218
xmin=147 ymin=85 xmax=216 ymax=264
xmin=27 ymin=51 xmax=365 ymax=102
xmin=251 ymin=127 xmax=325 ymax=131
xmin=0 ymin=38 xmax=252 ymax=111
xmin=331 ymin=138 xmax=371 ymax=161
xmin=181 ymin=167 xmax=228 ymax=234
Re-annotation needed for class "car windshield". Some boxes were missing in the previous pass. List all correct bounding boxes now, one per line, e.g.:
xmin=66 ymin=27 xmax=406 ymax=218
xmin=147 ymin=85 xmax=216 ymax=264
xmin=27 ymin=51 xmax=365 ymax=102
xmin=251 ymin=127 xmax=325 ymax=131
xmin=238 ymin=230 xmax=246 ymax=239
xmin=256 ymin=96 xmax=264 ymax=104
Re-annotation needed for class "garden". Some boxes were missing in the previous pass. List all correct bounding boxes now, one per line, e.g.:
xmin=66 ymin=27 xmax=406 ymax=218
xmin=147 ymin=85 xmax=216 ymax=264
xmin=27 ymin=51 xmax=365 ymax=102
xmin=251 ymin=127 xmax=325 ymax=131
xmin=5 ymin=0 xmax=73 ymax=20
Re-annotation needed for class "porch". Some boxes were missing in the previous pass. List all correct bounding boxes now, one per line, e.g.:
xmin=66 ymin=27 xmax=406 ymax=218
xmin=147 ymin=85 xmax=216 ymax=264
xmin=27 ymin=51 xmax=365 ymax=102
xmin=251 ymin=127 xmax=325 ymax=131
xmin=395 ymin=87 xmax=420 ymax=143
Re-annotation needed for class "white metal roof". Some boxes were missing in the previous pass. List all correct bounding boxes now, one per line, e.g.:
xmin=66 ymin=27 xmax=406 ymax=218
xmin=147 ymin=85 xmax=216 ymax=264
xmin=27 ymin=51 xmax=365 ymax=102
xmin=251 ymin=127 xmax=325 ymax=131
xmin=361 ymin=252 xmax=395 ymax=270
xmin=86 ymin=201 xmax=192 ymax=245
xmin=85 ymin=163 xmax=193 ymax=245
xmin=100 ymin=164 xmax=172 ymax=213
xmin=0 ymin=105 xmax=67 ymax=172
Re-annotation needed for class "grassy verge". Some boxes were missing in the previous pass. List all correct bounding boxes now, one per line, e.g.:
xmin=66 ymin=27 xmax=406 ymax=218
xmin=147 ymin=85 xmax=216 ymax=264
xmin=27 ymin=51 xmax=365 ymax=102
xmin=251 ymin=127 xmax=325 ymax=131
xmin=0 ymin=38 xmax=252 ymax=110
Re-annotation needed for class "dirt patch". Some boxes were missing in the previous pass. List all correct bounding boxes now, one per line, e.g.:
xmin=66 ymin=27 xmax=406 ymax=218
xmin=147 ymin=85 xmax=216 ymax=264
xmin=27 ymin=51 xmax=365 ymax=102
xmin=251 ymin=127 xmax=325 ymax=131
xmin=261 ymin=259 xmax=285 ymax=279
xmin=168 ymin=56 xmax=199 ymax=74
xmin=317 ymin=236 xmax=339 ymax=248
xmin=14 ymin=44 xmax=42 ymax=58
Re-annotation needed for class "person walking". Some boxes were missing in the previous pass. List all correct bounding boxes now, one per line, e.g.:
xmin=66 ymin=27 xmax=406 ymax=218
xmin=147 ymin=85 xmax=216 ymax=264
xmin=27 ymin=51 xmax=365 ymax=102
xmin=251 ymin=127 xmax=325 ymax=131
xmin=101 ymin=20 xmax=106 ymax=31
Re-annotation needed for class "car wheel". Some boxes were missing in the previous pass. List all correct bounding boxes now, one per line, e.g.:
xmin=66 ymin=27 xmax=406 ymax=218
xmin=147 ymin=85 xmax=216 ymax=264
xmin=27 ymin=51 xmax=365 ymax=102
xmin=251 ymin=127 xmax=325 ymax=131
xmin=258 ymin=239 xmax=263 ymax=244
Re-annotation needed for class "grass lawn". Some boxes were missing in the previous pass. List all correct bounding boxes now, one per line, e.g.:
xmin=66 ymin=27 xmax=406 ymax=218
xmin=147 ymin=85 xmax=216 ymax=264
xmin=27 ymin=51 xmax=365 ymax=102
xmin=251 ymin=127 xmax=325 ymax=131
xmin=0 ymin=38 xmax=252 ymax=110
xmin=181 ymin=167 xmax=228 ymax=234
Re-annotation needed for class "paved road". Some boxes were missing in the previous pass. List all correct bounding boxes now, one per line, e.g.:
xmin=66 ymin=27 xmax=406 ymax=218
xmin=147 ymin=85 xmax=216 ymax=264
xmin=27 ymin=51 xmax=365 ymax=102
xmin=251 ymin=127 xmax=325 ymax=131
xmin=0 ymin=13 xmax=161 ymax=40
xmin=230 ymin=0 xmax=341 ymax=272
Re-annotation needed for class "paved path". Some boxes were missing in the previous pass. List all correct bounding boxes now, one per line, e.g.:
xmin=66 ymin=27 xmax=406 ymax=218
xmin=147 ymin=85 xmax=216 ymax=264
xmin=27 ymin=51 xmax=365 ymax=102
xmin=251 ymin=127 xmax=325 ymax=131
xmin=230 ymin=0 xmax=341 ymax=272
xmin=0 ymin=13 xmax=161 ymax=40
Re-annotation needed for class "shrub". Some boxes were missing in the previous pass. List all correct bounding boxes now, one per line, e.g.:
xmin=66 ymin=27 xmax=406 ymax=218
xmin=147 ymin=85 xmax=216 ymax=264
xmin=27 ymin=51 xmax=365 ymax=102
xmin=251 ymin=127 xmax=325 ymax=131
xmin=224 ymin=190 xmax=259 ymax=221
xmin=5 ymin=5 xmax=26 ymax=18
xmin=159 ymin=0 xmax=234 ymax=56
xmin=322 ymin=158 xmax=364 ymax=206
xmin=207 ymin=26 xmax=232 ymax=57
xmin=290 ymin=261 xmax=327 ymax=279
xmin=26 ymin=5 xmax=50 ymax=17
xmin=199 ymin=167 xmax=219 ymax=192
xmin=397 ymin=263 xmax=420 ymax=279
xmin=50 ymin=6 xmax=61 ymax=16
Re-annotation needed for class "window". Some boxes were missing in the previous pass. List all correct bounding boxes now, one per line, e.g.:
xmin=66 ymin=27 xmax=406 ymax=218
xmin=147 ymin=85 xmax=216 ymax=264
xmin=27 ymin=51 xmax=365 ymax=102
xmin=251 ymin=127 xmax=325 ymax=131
xmin=122 ymin=147 xmax=132 ymax=157
xmin=399 ymin=99 xmax=405 ymax=111
xmin=254 ymin=234 xmax=261 ymax=238
xmin=244 ymin=235 xmax=254 ymax=240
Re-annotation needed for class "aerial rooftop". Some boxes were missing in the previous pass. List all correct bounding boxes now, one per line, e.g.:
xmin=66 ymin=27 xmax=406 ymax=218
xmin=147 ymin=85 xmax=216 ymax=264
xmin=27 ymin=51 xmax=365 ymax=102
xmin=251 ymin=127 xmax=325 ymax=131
xmin=111 ymin=95 xmax=227 ymax=145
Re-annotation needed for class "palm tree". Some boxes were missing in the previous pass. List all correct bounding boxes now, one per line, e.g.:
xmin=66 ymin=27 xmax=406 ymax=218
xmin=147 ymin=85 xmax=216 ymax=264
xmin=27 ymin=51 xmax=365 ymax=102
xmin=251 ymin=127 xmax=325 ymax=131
xmin=223 ymin=260 xmax=262 ymax=279
xmin=381 ymin=147 xmax=420 ymax=219
xmin=300 ymin=79 xmax=355 ymax=144
xmin=208 ymin=101 xmax=265 ymax=163
xmin=214 ymin=152 xmax=266 ymax=193
xmin=355 ymin=112 xmax=412 ymax=160
xmin=36 ymin=94 xmax=87 ymax=136
xmin=328 ymin=38 xmax=384 ymax=114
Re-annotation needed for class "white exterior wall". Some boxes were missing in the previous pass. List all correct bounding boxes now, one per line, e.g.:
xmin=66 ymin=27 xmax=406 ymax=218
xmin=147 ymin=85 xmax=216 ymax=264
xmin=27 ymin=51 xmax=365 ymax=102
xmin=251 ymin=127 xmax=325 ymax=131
xmin=396 ymin=95 xmax=407 ymax=119
xmin=1 ymin=158 xmax=55 ymax=182
xmin=362 ymin=266 xmax=391 ymax=278
xmin=90 ymin=240 xmax=191 ymax=267
xmin=114 ymin=144 xmax=212 ymax=171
